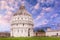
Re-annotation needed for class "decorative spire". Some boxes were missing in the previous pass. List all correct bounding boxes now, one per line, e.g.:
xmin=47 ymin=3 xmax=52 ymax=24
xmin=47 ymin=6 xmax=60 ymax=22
xmin=14 ymin=0 xmax=31 ymax=16
xmin=21 ymin=0 xmax=25 ymax=6
xmin=19 ymin=0 xmax=25 ymax=9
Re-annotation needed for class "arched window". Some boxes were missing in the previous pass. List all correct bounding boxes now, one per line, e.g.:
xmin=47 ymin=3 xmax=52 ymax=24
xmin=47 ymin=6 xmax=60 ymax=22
xmin=21 ymin=18 xmax=23 ymax=20
xmin=18 ymin=29 xmax=19 ymax=33
xmin=23 ymin=24 xmax=24 ymax=26
xmin=21 ymin=30 xmax=23 ymax=33
xmin=16 ymin=24 xmax=18 ymax=26
xmin=18 ymin=17 xmax=19 ymax=19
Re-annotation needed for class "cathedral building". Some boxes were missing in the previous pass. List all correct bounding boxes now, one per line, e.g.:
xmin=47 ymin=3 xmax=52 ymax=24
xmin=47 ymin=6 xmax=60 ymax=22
xmin=10 ymin=4 xmax=34 ymax=37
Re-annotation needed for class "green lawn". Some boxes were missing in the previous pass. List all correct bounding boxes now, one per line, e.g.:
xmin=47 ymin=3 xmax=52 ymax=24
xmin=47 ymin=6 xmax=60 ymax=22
xmin=0 ymin=37 xmax=60 ymax=40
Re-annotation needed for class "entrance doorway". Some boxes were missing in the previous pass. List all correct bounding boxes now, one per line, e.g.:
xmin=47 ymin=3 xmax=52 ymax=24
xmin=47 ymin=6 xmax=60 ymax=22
xmin=56 ymin=33 xmax=58 ymax=36
xmin=28 ymin=28 xmax=30 ymax=36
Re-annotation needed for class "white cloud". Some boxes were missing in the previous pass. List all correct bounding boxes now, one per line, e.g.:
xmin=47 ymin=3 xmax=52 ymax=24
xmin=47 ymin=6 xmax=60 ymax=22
xmin=0 ymin=14 xmax=3 ymax=18
xmin=34 ymin=19 xmax=49 ymax=27
xmin=35 ymin=13 xmax=44 ymax=20
xmin=0 ymin=24 xmax=10 ymax=32
xmin=30 ymin=4 xmax=37 ymax=14
xmin=37 ymin=0 xmax=54 ymax=3
xmin=0 ymin=0 xmax=15 ymax=11
xmin=34 ymin=3 xmax=39 ymax=9
xmin=37 ymin=0 xmax=45 ymax=3
xmin=51 ymin=13 xmax=58 ymax=18
xmin=42 ymin=7 xmax=52 ymax=12
xmin=0 ymin=1 xmax=7 ymax=9
xmin=4 ymin=10 xmax=13 ymax=22
xmin=8 ymin=0 xmax=14 ymax=3
xmin=31 ymin=9 xmax=37 ymax=14
xmin=40 ymin=0 xmax=45 ymax=3
xmin=0 ymin=14 xmax=8 ymax=25
xmin=6 ymin=11 xmax=12 ymax=15
xmin=0 ymin=10 xmax=13 ymax=25
xmin=0 ymin=0 xmax=16 ymax=32
xmin=0 ymin=15 xmax=11 ymax=30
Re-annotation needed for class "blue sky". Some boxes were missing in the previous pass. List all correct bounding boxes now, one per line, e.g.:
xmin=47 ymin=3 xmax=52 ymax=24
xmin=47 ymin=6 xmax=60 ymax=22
xmin=0 ymin=0 xmax=60 ymax=32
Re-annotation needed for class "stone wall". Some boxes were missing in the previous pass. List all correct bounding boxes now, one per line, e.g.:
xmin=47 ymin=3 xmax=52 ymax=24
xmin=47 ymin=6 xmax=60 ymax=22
xmin=0 ymin=32 xmax=10 ymax=37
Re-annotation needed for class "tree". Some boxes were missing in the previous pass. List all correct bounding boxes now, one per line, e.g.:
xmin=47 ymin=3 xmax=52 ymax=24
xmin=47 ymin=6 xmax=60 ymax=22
xmin=37 ymin=29 xmax=45 ymax=32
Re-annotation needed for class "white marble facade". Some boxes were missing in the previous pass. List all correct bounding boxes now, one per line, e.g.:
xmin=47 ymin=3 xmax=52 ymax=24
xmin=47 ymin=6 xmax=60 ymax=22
xmin=46 ymin=28 xmax=60 ymax=37
xmin=10 ymin=4 xmax=34 ymax=37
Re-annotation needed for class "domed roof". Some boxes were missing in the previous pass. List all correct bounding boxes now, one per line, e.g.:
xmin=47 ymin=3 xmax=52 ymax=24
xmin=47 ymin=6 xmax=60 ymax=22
xmin=14 ymin=4 xmax=31 ymax=16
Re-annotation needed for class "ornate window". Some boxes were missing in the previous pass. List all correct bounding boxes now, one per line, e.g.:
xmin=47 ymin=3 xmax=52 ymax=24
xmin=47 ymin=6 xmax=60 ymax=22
xmin=16 ymin=24 xmax=18 ymax=26
xmin=18 ymin=17 xmax=19 ymax=19
xmin=21 ymin=18 xmax=23 ymax=20
xmin=23 ymin=24 xmax=24 ymax=26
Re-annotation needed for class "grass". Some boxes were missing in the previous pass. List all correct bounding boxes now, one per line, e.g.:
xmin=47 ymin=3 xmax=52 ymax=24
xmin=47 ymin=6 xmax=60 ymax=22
xmin=0 ymin=37 xmax=60 ymax=40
